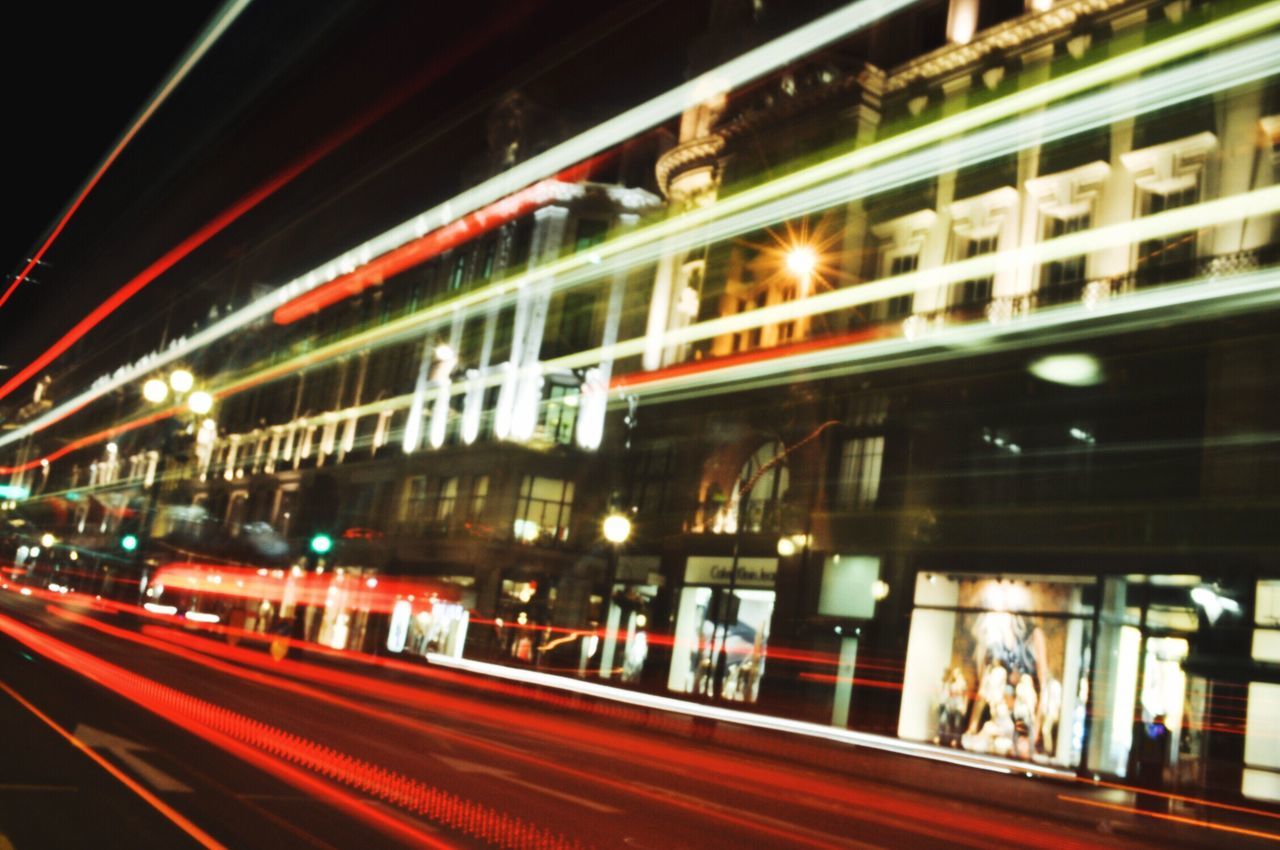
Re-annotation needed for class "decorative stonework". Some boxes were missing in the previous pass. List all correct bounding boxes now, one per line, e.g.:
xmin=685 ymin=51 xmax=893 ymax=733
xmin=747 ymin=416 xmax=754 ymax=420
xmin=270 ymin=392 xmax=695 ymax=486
xmin=655 ymin=136 xmax=727 ymax=200
xmin=1120 ymin=132 xmax=1217 ymax=194
xmin=886 ymin=0 xmax=1141 ymax=92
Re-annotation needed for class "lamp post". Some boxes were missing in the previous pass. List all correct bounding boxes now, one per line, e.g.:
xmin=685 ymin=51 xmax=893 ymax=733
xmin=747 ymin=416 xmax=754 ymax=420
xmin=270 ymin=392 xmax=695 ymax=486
xmin=712 ymin=419 xmax=842 ymax=701
xmin=133 ymin=369 xmax=212 ymax=601
xmin=599 ymin=512 xmax=632 ymax=678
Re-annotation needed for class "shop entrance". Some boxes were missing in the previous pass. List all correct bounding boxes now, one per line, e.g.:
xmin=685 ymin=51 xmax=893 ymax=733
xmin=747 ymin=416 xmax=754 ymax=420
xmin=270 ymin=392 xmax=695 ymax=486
xmin=667 ymin=556 xmax=778 ymax=703
xmin=1088 ymin=576 xmax=1208 ymax=793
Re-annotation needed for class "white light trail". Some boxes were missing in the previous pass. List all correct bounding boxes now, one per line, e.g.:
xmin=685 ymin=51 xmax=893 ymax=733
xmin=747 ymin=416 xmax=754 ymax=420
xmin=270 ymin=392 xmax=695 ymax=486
xmin=425 ymin=652 xmax=1056 ymax=778
xmin=0 ymin=0 xmax=914 ymax=450
xmin=8 ymin=5 xmax=1280 ymax=457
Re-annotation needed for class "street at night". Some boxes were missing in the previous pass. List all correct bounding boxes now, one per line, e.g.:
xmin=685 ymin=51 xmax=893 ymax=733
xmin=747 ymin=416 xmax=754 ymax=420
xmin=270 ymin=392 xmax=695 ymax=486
xmin=2 ymin=0 xmax=1280 ymax=847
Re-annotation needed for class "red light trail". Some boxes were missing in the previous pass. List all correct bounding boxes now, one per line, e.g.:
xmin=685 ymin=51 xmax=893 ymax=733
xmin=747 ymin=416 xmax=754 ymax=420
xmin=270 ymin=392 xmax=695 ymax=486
xmin=271 ymin=153 xmax=614 ymax=324
xmin=0 ymin=5 xmax=536 ymax=406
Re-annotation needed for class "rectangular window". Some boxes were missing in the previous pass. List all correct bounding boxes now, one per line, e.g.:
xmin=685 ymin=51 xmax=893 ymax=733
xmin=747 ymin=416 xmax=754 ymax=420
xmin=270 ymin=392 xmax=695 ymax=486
xmin=468 ymin=475 xmax=489 ymax=521
xmin=952 ymin=236 xmax=995 ymax=309
xmin=514 ymin=476 xmax=574 ymax=544
xmin=542 ymin=385 xmax=578 ymax=446
xmin=400 ymin=475 xmax=429 ymax=524
xmin=1137 ymin=184 xmax=1198 ymax=286
xmin=885 ymin=254 xmax=918 ymax=319
xmin=837 ymin=436 xmax=884 ymax=509
xmin=448 ymin=253 xmax=468 ymax=291
xmin=436 ymin=476 xmax=459 ymax=523
xmin=1039 ymin=213 xmax=1090 ymax=304
xmin=479 ymin=239 xmax=497 ymax=280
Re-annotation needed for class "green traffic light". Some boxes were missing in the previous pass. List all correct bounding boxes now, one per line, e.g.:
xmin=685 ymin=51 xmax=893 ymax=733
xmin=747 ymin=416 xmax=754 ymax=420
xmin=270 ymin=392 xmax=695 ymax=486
xmin=121 ymin=534 xmax=139 ymax=552
xmin=309 ymin=533 xmax=333 ymax=555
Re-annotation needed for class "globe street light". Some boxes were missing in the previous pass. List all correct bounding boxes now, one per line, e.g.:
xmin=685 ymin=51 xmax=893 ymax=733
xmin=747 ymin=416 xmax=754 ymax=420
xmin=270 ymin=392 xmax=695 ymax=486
xmin=187 ymin=390 xmax=214 ymax=415
xmin=142 ymin=378 xmax=169 ymax=404
xmin=169 ymin=369 xmax=195 ymax=393
xmin=602 ymin=513 xmax=632 ymax=545
xmin=785 ymin=245 xmax=818 ymax=279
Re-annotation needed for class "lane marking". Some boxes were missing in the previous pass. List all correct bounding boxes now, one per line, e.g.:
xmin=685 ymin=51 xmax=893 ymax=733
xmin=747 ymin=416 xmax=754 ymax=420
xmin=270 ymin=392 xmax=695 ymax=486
xmin=0 ymin=681 xmax=227 ymax=850
xmin=74 ymin=724 xmax=192 ymax=792
xmin=435 ymin=754 xmax=621 ymax=813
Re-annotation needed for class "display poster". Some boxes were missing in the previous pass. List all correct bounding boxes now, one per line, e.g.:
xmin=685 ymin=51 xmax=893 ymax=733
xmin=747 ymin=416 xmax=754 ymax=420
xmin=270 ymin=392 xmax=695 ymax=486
xmin=935 ymin=580 xmax=1071 ymax=762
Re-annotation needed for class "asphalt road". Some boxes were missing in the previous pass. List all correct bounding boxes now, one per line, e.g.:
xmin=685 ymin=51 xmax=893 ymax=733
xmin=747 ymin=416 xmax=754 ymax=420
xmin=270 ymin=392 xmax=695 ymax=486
xmin=0 ymin=591 xmax=1275 ymax=850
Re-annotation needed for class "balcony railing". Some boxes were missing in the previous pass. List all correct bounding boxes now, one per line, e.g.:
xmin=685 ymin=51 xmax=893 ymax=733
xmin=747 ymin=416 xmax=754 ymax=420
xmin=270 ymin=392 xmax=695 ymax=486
xmin=908 ymin=246 xmax=1277 ymax=327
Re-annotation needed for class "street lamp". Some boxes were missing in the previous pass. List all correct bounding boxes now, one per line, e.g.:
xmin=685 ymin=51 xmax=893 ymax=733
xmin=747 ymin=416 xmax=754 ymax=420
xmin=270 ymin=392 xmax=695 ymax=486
xmin=142 ymin=378 xmax=168 ymax=404
xmin=168 ymin=369 xmax=194 ymax=393
xmin=187 ymin=390 xmax=214 ymax=415
xmin=599 ymin=512 xmax=633 ymax=679
xmin=602 ymin=513 xmax=632 ymax=545
xmin=131 ymin=369 xmax=210 ymax=602
xmin=784 ymin=245 xmax=818 ymax=280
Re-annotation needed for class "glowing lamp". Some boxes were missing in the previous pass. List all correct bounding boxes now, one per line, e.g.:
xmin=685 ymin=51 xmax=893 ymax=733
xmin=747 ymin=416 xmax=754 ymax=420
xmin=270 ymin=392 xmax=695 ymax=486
xmin=309 ymin=533 xmax=333 ymax=555
xmin=187 ymin=390 xmax=214 ymax=415
xmin=120 ymin=534 xmax=139 ymax=552
xmin=169 ymin=369 xmax=194 ymax=393
xmin=40 ymin=533 xmax=55 ymax=548
xmin=785 ymin=245 xmax=818 ymax=279
xmin=602 ymin=513 xmax=632 ymax=544
xmin=142 ymin=378 xmax=169 ymax=404
xmin=777 ymin=536 xmax=797 ymax=557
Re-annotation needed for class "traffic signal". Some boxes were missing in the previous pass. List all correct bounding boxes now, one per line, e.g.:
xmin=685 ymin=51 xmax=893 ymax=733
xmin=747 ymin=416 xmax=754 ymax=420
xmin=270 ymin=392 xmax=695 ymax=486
xmin=309 ymin=533 xmax=332 ymax=555
xmin=120 ymin=534 xmax=139 ymax=552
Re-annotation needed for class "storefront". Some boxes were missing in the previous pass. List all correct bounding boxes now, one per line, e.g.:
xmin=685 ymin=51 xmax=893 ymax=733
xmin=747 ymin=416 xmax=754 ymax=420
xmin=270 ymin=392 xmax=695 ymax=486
xmin=597 ymin=555 xmax=662 ymax=683
xmin=668 ymin=555 xmax=777 ymax=703
xmin=898 ymin=573 xmax=1093 ymax=768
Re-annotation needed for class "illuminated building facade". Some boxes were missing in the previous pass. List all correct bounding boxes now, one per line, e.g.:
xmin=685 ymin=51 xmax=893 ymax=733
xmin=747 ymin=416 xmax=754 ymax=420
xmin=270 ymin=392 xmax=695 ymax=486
xmin=4 ymin=0 xmax=1280 ymax=808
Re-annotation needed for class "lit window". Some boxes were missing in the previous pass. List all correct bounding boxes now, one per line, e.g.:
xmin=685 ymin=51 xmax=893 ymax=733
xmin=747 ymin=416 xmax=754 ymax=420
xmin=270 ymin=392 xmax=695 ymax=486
xmin=514 ymin=476 xmax=574 ymax=543
xmin=838 ymin=436 xmax=884 ymax=509
xmin=1039 ymin=213 xmax=1090 ymax=304
xmin=436 ymin=477 xmax=459 ymax=523
xmin=952 ymin=236 xmax=995 ymax=308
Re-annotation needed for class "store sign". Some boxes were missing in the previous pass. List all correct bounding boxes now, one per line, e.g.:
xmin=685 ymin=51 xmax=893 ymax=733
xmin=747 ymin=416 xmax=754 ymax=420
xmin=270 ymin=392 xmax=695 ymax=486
xmin=684 ymin=556 xmax=777 ymax=588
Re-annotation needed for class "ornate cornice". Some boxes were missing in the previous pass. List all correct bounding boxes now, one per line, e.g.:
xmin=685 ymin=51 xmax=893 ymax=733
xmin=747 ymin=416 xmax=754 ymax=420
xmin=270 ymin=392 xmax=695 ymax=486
xmin=655 ymin=136 xmax=727 ymax=199
xmin=886 ymin=0 xmax=1144 ymax=92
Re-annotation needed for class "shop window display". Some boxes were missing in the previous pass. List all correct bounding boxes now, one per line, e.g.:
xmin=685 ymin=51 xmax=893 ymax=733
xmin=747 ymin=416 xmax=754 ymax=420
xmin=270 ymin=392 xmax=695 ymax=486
xmin=899 ymin=574 xmax=1092 ymax=767
xmin=598 ymin=584 xmax=657 ymax=683
xmin=669 ymin=584 xmax=774 ymax=703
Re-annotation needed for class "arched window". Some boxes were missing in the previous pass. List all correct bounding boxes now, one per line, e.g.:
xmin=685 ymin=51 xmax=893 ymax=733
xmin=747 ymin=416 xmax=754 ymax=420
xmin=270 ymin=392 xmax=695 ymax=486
xmin=722 ymin=440 xmax=790 ymax=534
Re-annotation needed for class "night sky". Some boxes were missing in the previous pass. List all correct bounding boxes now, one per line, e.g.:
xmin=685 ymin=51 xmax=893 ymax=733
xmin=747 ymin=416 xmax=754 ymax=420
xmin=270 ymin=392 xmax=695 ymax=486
xmin=0 ymin=0 xmax=709 ymax=397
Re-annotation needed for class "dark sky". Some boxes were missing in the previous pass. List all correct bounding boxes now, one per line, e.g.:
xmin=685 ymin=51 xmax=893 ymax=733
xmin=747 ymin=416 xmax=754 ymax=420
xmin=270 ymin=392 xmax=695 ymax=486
xmin=0 ymin=2 xmax=221 ymax=345
xmin=0 ymin=0 xmax=712 ymax=396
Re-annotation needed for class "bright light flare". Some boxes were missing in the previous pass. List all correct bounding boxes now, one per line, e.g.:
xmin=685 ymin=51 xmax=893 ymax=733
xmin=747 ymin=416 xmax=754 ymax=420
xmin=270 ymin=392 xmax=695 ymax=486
xmin=187 ymin=390 xmax=214 ymax=415
xmin=785 ymin=245 xmax=818 ymax=279
xmin=169 ymin=369 xmax=194 ymax=393
xmin=142 ymin=378 xmax=169 ymax=404
xmin=602 ymin=513 xmax=632 ymax=544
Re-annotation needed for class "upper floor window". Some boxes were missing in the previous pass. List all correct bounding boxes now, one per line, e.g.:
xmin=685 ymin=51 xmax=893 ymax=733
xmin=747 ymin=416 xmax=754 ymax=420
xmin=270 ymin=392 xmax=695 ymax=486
xmin=448 ymin=253 xmax=468 ymax=291
xmin=436 ymin=477 xmax=459 ymax=523
xmin=514 ymin=476 xmax=574 ymax=544
xmin=837 ymin=436 xmax=884 ymax=510
xmin=952 ymin=234 xmax=996 ymax=308
xmin=1039 ymin=213 xmax=1090 ymax=303
xmin=467 ymin=475 xmax=489 ymax=523
xmin=542 ymin=384 xmax=578 ymax=446
xmin=886 ymin=253 xmax=919 ymax=318
xmin=1136 ymin=183 xmax=1199 ymax=286
xmin=400 ymin=475 xmax=429 ymax=524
